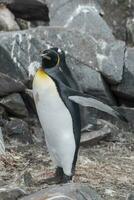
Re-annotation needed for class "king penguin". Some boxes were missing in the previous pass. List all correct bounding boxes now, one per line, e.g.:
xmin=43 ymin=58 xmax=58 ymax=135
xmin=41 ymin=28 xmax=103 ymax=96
xmin=33 ymin=48 xmax=81 ymax=183
xmin=33 ymin=47 xmax=127 ymax=183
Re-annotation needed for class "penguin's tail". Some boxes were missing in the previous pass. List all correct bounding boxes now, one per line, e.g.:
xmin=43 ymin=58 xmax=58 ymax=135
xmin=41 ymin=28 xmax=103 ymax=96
xmin=68 ymin=96 xmax=128 ymax=122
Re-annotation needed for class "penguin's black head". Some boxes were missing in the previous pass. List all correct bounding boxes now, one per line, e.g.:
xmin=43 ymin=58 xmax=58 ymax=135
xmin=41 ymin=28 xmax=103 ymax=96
xmin=41 ymin=47 xmax=65 ymax=69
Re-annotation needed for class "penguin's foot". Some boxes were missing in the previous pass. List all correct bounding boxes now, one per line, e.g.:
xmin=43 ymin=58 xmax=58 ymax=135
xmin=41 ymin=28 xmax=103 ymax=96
xmin=55 ymin=167 xmax=64 ymax=180
xmin=62 ymin=174 xmax=72 ymax=183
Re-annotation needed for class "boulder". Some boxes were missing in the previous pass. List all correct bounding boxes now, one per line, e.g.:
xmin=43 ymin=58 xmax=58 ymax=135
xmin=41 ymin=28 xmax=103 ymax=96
xmin=0 ymin=127 xmax=5 ymax=155
xmin=0 ymin=72 xmax=25 ymax=97
xmin=0 ymin=93 xmax=29 ymax=118
xmin=97 ymin=40 xmax=125 ymax=84
xmin=81 ymin=119 xmax=118 ymax=146
xmin=21 ymin=89 xmax=36 ymax=115
xmin=2 ymin=0 xmax=49 ymax=22
xmin=99 ymin=0 xmax=134 ymax=41
xmin=66 ymin=55 xmax=116 ymax=105
xmin=0 ymin=106 xmax=7 ymax=127
xmin=20 ymin=183 xmax=103 ymax=200
xmin=0 ymin=26 xmax=123 ymax=87
xmin=0 ymin=26 xmax=109 ymax=79
xmin=0 ymin=187 xmax=26 ymax=200
xmin=49 ymin=0 xmax=114 ymax=43
xmin=30 ymin=26 xmax=99 ymax=68
xmin=116 ymin=106 xmax=134 ymax=127
xmin=0 ymin=4 xmax=19 ymax=31
xmin=112 ymin=47 xmax=134 ymax=100
xmin=4 ymin=118 xmax=33 ymax=144
xmin=127 ymin=193 xmax=134 ymax=200
xmin=0 ymin=30 xmax=43 ymax=80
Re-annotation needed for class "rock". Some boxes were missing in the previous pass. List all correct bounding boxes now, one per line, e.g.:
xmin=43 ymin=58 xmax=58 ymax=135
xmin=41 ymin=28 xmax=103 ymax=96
xmin=0 ymin=4 xmax=19 ymax=31
xmin=21 ymin=89 xmax=36 ymax=116
xmin=127 ymin=193 xmax=134 ymax=200
xmin=49 ymin=0 xmax=114 ymax=43
xmin=66 ymin=55 xmax=116 ymax=105
xmin=4 ymin=0 xmax=49 ymax=22
xmin=0 ymin=127 xmax=5 ymax=155
xmin=15 ymin=18 xmax=29 ymax=30
xmin=23 ymin=171 xmax=34 ymax=187
xmin=0 ymin=27 xmax=108 ymax=79
xmin=4 ymin=118 xmax=33 ymax=144
xmin=112 ymin=47 xmax=134 ymax=100
xmin=0 ymin=72 xmax=25 ymax=97
xmin=20 ymin=183 xmax=103 ymax=200
xmin=99 ymin=0 xmax=134 ymax=41
xmin=126 ymin=18 xmax=134 ymax=46
xmin=0 ymin=26 xmax=121 ymax=88
xmin=30 ymin=125 xmax=44 ymax=144
xmin=97 ymin=40 xmax=125 ymax=84
xmin=0 ymin=187 xmax=26 ymax=200
xmin=26 ymin=117 xmax=44 ymax=144
xmin=0 ymin=106 xmax=7 ymax=127
xmin=81 ymin=119 xmax=118 ymax=146
xmin=116 ymin=106 xmax=134 ymax=127
xmin=0 ymin=30 xmax=43 ymax=80
xmin=0 ymin=179 xmax=6 ymax=187
xmin=0 ymin=106 xmax=6 ymax=118
xmin=0 ymin=93 xmax=29 ymax=118
xmin=37 ymin=26 xmax=100 ymax=68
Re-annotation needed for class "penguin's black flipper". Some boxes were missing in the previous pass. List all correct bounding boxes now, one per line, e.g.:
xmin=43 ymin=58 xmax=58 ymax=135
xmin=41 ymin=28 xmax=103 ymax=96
xmin=68 ymin=95 xmax=128 ymax=122
xmin=48 ymin=73 xmax=128 ymax=122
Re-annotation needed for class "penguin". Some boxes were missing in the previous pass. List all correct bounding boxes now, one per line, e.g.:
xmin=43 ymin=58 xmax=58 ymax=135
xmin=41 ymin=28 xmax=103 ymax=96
xmin=32 ymin=47 xmax=127 ymax=183
xmin=33 ymin=48 xmax=81 ymax=183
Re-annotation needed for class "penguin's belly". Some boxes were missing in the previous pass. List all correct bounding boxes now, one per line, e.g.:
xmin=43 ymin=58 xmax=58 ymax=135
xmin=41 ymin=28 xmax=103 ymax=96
xmin=33 ymin=71 xmax=76 ymax=176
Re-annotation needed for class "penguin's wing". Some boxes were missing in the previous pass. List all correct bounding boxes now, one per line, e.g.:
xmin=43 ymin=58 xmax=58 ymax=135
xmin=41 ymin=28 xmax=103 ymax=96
xmin=49 ymin=73 xmax=127 ymax=122
xmin=61 ymin=85 xmax=127 ymax=122
xmin=69 ymin=95 xmax=127 ymax=122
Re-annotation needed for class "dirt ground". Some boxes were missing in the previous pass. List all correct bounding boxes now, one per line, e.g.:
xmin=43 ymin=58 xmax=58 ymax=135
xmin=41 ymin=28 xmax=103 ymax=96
xmin=0 ymin=130 xmax=134 ymax=200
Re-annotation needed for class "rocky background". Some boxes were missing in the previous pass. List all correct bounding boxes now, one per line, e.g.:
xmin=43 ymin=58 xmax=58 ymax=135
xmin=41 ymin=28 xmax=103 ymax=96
xmin=0 ymin=0 xmax=134 ymax=200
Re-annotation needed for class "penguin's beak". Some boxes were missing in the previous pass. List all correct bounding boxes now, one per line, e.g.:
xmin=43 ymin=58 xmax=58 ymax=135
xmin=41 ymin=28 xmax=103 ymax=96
xmin=41 ymin=53 xmax=51 ymax=60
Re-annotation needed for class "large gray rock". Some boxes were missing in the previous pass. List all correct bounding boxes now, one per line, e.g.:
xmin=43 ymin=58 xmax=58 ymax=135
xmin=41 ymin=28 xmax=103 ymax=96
xmin=0 ymin=4 xmax=19 ymax=31
xmin=97 ymin=40 xmax=125 ymax=84
xmin=66 ymin=55 xmax=116 ymax=105
xmin=0 ymin=27 xmax=108 ymax=78
xmin=0 ymin=26 xmax=123 ymax=86
xmin=0 ymin=30 xmax=44 ymax=80
xmin=99 ymin=0 xmax=134 ymax=41
xmin=2 ymin=0 xmax=49 ymax=22
xmin=4 ymin=118 xmax=33 ymax=144
xmin=0 ymin=72 xmax=25 ymax=97
xmin=116 ymin=106 xmax=134 ymax=127
xmin=0 ymin=93 xmax=29 ymax=118
xmin=32 ymin=26 xmax=99 ymax=68
xmin=81 ymin=119 xmax=118 ymax=145
xmin=20 ymin=183 xmax=103 ymax=200
xmin=127 ymin=193 xmax=134 ymax=200
xmin=0 ymin=187 xmax=26 ymax=200
xmin=112 ymin=47 xmax=134 ymax=100
xmin=49 ymin=0 xmax=114 ymax=43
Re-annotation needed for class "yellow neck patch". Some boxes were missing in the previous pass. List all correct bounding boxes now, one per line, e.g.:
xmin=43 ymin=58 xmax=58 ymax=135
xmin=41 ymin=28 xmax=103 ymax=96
xmin=35 ymin=68 xmax=48 ymax=79
xmin=33 ymin=67 xmax=50 ymax=87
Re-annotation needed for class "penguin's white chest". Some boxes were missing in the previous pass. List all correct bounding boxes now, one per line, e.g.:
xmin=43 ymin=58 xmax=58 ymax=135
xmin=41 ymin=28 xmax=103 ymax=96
xmin=33 ymin=70 xmax=76 ymax=176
